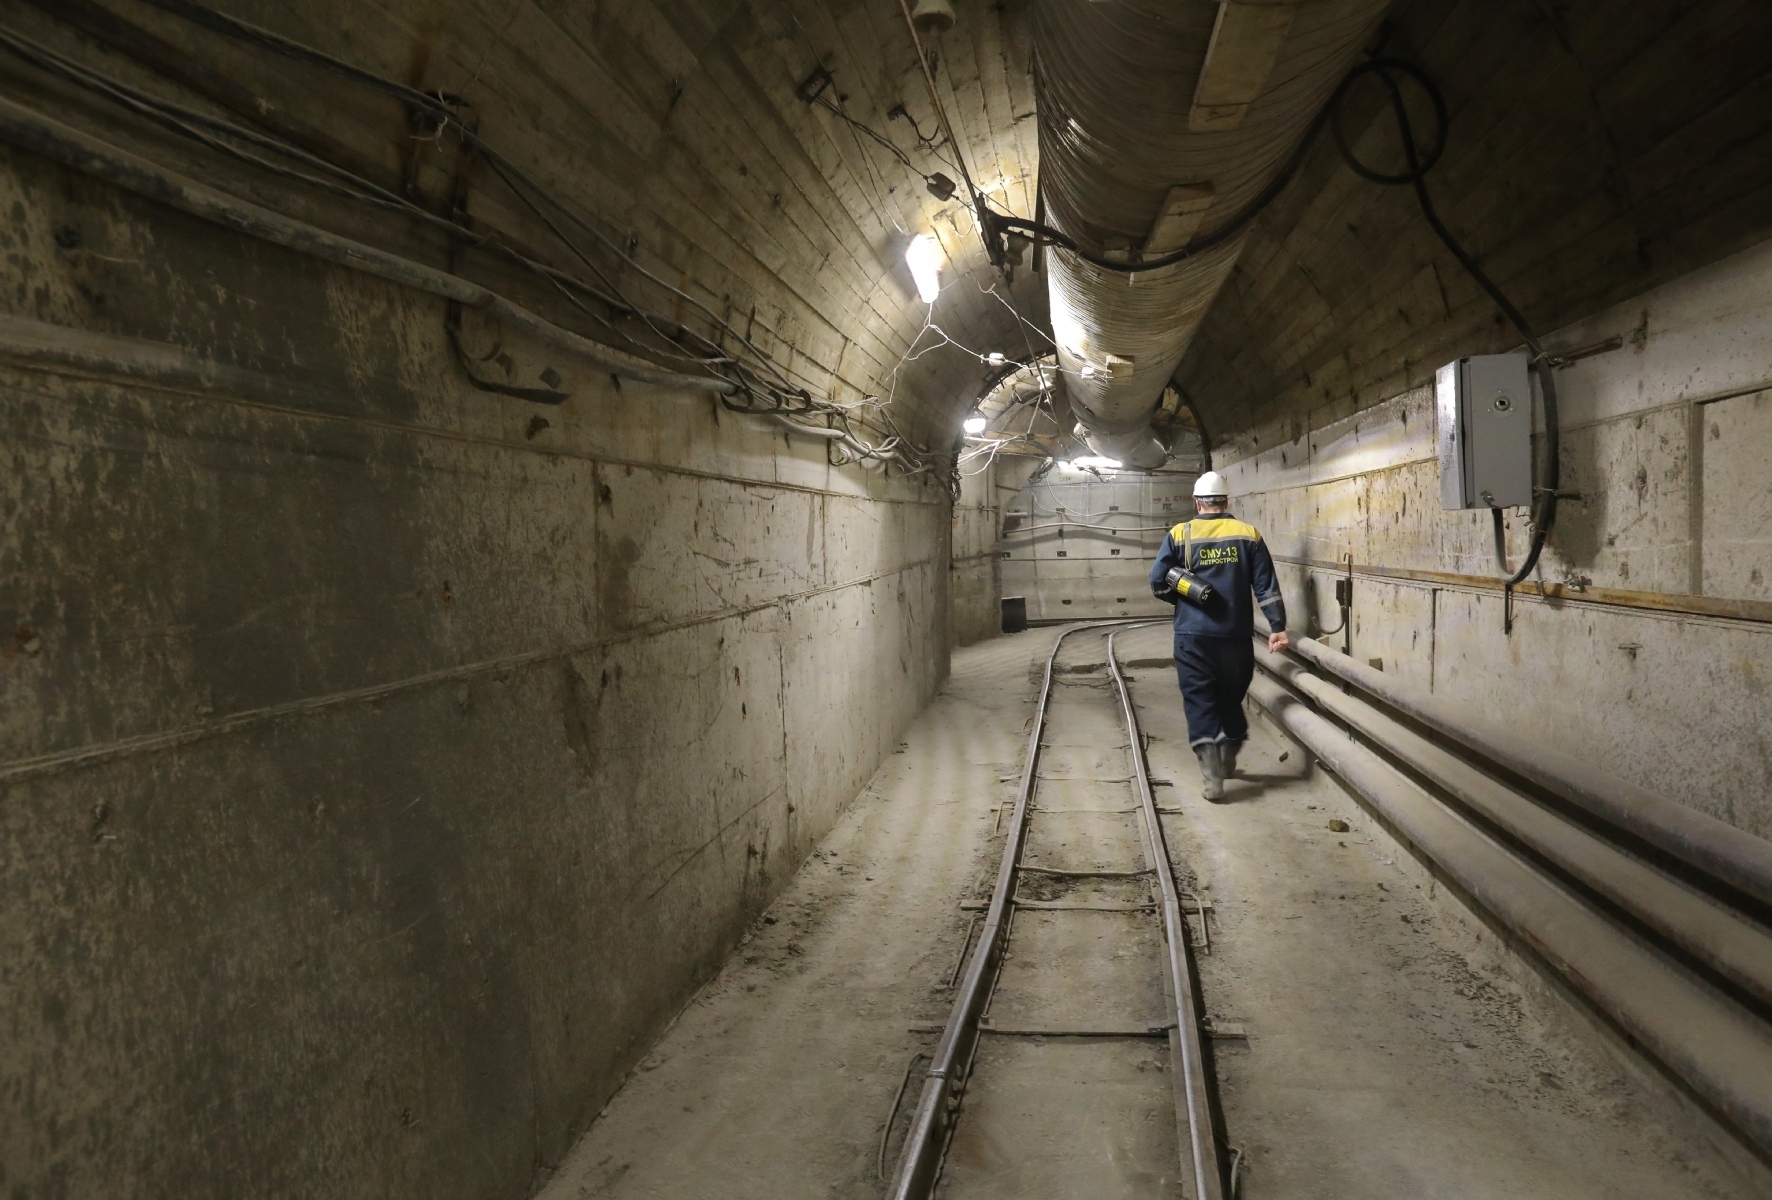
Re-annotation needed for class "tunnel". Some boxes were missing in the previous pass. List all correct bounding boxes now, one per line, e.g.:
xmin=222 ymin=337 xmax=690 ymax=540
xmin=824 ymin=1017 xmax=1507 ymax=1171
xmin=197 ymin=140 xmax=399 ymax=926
xmin=4 ymin=0 xmax=1772 ymax=1196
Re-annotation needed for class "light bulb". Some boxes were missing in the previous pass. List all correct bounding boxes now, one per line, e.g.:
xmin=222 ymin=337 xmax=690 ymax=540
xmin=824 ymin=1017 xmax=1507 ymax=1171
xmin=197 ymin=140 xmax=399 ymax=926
xmin=905 ymin=233 xmax=942 ymax=304
xmin=986 ymin=351 xmax=1006 ymax=365
xmin=1070 ymin=455 xmax=1122 ymax=471
xmin=963 ymin=416 xmax=987 ymax=434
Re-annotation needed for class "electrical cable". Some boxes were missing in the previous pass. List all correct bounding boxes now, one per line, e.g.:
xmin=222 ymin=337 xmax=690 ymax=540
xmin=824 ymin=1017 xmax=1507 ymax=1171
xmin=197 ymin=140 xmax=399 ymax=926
xmin=103 ymin=0 xmax=934 ymax=472
xmin=3 ymin=15 xmax=747 ymax=380
xmin=1331 ymin=59 xmax=1560 ymax=598
xmin=779 ymin=14 xmax=909 ymax=237
xmin=779 ymin=35 xmax=1051 ymax=496
xmin=0 ymin=19 xmax=781 ymax=404
xmin=443 ymin=300 xmax=568 ymax=403
xmin=9 ymin=31 xmax=921 ymax=468
xmin=0 ymin=89 xmax=737 ymax=396
xmin=126 ymin=5 xmax=824 ymax=394
xmin=811 ymin=92 xmax=921 ymax=177
xmin=816 ymin=88 xmax=973 ymax=223
xmin=829 ymin=92 xmax=909 ymax=235
xmin=1001 ymin=521 xmax=1174 ymax=535
xmin=978 ymin=281 xmax=1055 ymax=351
xmin=0 ymin=24 xmax=656 ymax=338
xmin=982 ymin=85 xmax=1346 ymax=275
xmin=891 ymin=0 xmax=1002 ymax=271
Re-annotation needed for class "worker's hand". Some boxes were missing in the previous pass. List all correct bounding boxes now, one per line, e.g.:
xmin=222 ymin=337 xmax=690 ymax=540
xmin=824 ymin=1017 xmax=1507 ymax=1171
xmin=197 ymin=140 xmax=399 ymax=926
xmin=1268 ymin=630 xmax=1292 ymax=653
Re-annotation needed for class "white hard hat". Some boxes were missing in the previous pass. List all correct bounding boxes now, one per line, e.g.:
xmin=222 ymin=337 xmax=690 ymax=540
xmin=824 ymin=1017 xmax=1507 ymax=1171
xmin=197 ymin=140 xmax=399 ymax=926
xmin=1193 ymin=470 xmax=1228 ymax=498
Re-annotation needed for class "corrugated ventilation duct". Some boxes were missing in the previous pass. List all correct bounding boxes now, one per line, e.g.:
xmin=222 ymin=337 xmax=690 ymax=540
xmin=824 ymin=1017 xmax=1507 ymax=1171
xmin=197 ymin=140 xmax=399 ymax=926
xmin=1034 ymin=0 xmax=1391 ymax=469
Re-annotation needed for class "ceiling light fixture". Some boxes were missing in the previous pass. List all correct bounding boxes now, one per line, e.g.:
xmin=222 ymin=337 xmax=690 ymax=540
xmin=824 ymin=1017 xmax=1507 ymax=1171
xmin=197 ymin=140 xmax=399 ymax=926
xmin=905 ymin=233 xmax=942 ymax=304
xmin=963 ymin=416 xmax=987 ymax=434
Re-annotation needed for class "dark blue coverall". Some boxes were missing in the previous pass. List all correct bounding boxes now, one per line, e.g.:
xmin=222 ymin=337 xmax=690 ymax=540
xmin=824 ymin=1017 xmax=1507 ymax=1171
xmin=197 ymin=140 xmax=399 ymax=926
xmin=1148 ymin=515 xmax=1287 ymax=748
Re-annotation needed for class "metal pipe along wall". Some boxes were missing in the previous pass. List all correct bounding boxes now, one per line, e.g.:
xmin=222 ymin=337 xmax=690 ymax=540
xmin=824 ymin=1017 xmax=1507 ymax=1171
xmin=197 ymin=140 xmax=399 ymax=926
xmin=1245 ymin=672 xmax=1772 ymax=1155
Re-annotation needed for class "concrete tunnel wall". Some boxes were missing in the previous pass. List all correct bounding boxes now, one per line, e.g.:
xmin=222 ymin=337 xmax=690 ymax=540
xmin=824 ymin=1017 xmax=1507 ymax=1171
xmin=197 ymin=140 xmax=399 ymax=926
xmin=7 ymin=0 xmax=1772 ymax=1194
xmin=998 ymin=471 xmax=1192 ymax=623
xmin=1221 ymin=237 xmax=1772 ymax=839
xmin=1172 ymin=0 xmax=1772 ymax=841
xmin=0 ymin=142 xmax=955 ymax=1198
xmin=949 ymin=461 xmax=1003 ymax=647
xmin=0 ymin=0 xmax=1030 ymax=1194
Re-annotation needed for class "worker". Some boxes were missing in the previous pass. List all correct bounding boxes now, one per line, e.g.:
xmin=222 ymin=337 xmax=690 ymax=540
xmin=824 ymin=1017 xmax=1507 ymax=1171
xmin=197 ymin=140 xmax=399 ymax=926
xmin=1149 ymin=471 xmax=1290 ymax=801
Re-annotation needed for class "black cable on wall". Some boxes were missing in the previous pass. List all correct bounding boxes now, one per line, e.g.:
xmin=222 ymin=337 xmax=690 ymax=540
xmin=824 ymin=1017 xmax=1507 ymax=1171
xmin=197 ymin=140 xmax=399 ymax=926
xmin=7 ymin=0 xmax=940 ymax=476
xmin=1326 ymin=59 xmax=1561 ymax=605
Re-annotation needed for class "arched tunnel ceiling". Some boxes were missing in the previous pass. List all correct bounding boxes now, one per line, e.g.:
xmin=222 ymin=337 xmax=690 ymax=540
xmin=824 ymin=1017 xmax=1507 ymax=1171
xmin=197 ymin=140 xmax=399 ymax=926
xmin=20 ymin=0 xmax=1772 ymax=472
xmin=371 ymin=0 xmax=1043 ymax=452
xmin=404 ymin=0 xmax=1047 ymax=452
xmin=1174 ymin=0 xmax=1772 ymax=461
xmin=21 ymin=0 xmax=1043 ymax=457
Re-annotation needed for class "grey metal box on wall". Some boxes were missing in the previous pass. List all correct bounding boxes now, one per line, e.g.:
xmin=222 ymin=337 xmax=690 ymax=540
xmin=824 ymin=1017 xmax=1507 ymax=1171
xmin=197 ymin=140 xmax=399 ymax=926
xmin=1436 ymin=352 xmax=1533 ymax=509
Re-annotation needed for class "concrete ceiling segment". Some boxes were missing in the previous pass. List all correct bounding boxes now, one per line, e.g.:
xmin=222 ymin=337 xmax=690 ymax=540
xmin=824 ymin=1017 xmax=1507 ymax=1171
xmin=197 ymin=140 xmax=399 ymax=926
xmin=63 ymin=0 xmax=1046 ymax=454
xmin=525 ymin=0 xmax=1039 ymax=447
xmin=471 ymin=0 xmax=1048 ymax=444
xmin=1173 ymin=0 xmax=1772 ymax=461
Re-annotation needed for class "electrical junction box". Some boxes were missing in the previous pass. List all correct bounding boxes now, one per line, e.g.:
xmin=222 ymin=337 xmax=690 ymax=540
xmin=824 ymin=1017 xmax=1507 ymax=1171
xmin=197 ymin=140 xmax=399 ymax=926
xmin=1436 ymin=352 xmax=1533 ymax=510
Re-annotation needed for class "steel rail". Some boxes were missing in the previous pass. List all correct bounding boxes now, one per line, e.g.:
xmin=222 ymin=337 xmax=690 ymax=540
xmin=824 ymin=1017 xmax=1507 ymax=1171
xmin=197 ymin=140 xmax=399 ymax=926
xmin=885 ymin=620 xmax=1150 ymax=1200
xmin=1109 ymin=628 xmax=1227 ymax=1200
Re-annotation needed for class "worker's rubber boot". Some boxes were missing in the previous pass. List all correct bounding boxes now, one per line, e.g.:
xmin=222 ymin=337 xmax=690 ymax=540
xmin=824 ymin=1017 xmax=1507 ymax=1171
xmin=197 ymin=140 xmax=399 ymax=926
xmin=1196 ymin=743 xmax=1225 ymax=802
xmin=1221 ymin=740 xmax=1241 ymax=779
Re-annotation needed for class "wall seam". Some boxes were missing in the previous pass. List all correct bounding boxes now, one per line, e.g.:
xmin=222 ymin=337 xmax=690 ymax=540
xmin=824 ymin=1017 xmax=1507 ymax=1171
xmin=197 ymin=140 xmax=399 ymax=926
xmin=1274 ymin=557 xmax=1772 ymax=631
xmin=0 ymin=316 xmax=947 ymax=508
xmin=0 ymin=556 xmax=943 ymax=785
xmin=1227 ymin=377 xmax=1772 ymax=480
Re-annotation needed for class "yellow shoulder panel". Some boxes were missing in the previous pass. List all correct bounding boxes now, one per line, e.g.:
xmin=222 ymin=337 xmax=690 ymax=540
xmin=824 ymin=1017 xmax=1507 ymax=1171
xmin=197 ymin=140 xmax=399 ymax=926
xmin=1186 ymin=517 xmax=1260 ymax=541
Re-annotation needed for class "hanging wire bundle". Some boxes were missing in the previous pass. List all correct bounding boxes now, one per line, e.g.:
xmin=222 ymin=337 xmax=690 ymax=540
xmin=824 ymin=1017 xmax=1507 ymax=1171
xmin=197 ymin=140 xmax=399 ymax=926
xmin=0 ymin=0 xmax=944 ymax=475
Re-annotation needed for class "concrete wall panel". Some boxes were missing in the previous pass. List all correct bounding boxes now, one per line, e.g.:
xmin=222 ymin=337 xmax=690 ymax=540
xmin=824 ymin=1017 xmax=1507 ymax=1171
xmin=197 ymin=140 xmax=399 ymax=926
xmin=1701 ymin=389 xmax=1772 ymax=600
xmin=0 ymin=54 xmax=959 ymax=1197
xmin=949 ymin=460 xmax=1002 ymax=646
xmin=1000 ymin=472 xmax=1193 ymax=622
xmin=1227 ymin=240 xmax=1772 ymax=839
xmin=0 ymin=371 xmax=599 ymax=759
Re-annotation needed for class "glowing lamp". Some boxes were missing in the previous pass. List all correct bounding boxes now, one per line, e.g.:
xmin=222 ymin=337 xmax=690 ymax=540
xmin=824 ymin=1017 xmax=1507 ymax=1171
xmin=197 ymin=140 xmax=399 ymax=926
xmin=905 ymin=233 xmax=942 ymax=304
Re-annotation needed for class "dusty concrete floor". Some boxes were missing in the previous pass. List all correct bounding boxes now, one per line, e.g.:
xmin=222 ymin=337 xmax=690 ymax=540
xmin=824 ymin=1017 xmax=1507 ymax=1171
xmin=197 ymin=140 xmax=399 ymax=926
xmin=539 ymin=625 xmax=1758 ymax=1199
xmin=535 ymin=633 xmax=1037 ymax=1199
xmin=1118 ymin=623 xmax=1754 ymax=1200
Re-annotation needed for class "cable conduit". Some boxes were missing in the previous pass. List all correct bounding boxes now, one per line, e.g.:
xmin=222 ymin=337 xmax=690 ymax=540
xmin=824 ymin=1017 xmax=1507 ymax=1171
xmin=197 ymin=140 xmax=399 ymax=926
xmin=1033 ymin=0 xmax=1390 ymax=468
xmin=0 ymin=94 xmax=733 ymax=394
xmin=1277 ymin=634 xmax=1772 ymax=910
xmin=1245 ymin=672 xmax=1772 ymax=1155
xmin=768 ymin=412 xmax=912 ymax=466
xmin=1252 ymin=639 xmax=1772 ymax=1010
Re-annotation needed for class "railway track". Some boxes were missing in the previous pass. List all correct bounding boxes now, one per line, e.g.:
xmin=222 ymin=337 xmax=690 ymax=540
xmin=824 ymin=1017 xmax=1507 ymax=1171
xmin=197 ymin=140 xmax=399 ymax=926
xmin=885 ymin=620 xmax=1229 ymax=1200
xmin=885 ymin=619 xmax=1772 ymax=1197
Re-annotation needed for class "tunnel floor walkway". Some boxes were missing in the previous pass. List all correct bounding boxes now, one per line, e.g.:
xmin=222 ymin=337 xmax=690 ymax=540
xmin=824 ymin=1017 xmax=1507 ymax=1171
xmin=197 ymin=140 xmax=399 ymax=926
xmin=539 ymin=626 xmax=1750 ymax=1200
